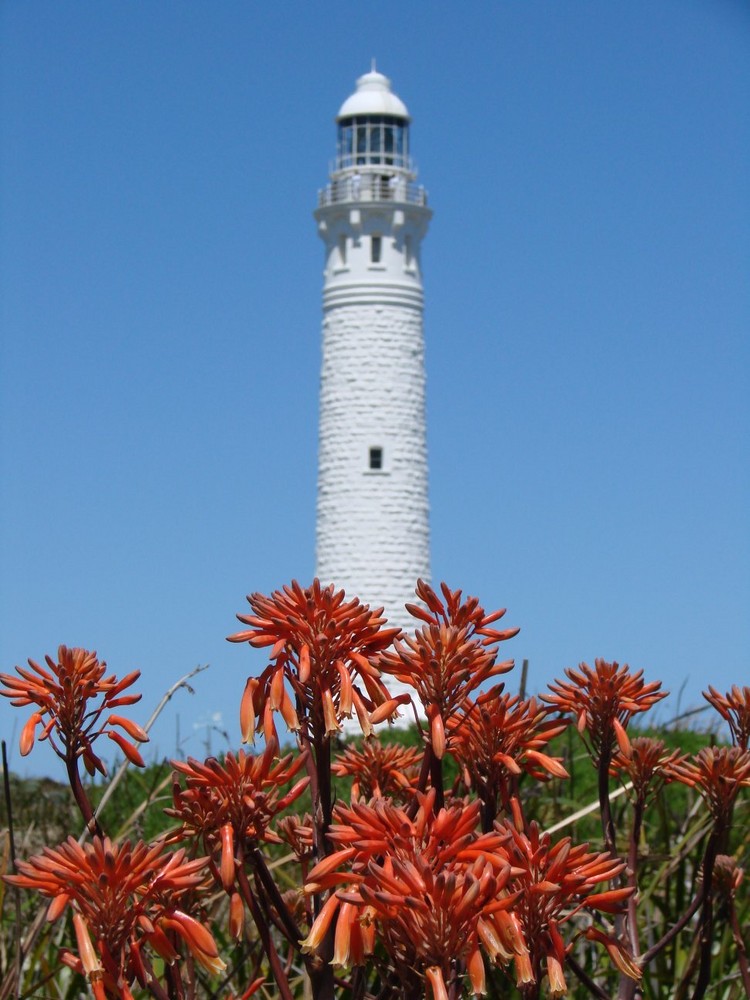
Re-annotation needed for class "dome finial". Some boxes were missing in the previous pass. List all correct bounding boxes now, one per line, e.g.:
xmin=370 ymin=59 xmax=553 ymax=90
xmin=371 ymin=57 xmax=377 ymax=73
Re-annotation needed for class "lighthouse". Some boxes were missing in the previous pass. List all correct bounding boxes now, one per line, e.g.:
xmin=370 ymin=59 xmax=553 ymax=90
xmin=314 ymin=67 xmax=432 ymax=638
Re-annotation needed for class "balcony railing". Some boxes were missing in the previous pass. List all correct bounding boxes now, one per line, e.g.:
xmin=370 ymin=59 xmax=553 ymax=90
xmin=318 ymin=175 xmax=428 ymax=208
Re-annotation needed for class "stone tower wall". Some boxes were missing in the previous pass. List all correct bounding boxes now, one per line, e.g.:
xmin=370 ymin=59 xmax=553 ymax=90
xmin=316 ymin=300 xmax=430 ymax=635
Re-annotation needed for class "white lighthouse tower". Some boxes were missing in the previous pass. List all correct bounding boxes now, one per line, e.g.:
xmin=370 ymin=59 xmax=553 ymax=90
xmin=314 ymin=67 xmax=432 ymax=637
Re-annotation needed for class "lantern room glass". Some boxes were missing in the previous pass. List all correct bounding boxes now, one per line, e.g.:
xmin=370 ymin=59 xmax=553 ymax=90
xmin=337 ymin=116 xmax=409 ymax=170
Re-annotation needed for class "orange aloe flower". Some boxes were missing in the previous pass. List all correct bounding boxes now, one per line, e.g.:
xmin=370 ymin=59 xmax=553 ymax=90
xmin=675 ymin=745 xmax=750 ymax=823
xmin=450 ymin=686 xmax=568 ymax=824
xmin=301 ymin=792 xmax=524 ymax=998
xmin=332 ymin=739 xmax=422 ymax=802
xmin=712 ymin=854 xmax=744 ymax=900
xmin=0 ymin=645 xmax=147 ymax=774
xmin=377 ymin=582 xmax=519 ymax=760
xmin=497 ymin=821 xmax=640 ymax=994
xmin=610 ymin=736 xmax=688 ymax=802
xmin=228 ymin=579 xmax=404 ymax=742
xmin=4 ymin=836 xmax=223 ymax=995
xmin=543 ymin=659 xmax=667 ymax=763
xmin=704 ymin=685 xmax=750 ymax=750
xmin=276 ymin=813 xmax=315 ymax=863
xmin=167 ymin=744 xmax=310 ymax=890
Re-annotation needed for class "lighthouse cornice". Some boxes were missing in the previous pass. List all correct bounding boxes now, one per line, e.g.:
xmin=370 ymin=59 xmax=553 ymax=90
xmin=315 ymin=202 xmax=432 ymax=244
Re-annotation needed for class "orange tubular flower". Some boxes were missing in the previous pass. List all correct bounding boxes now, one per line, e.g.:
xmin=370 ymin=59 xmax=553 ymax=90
xmin=228 ymin=579 xmax=404 ymax=742
xmin=450 ymin=687 xmax=568 ymax=822
xmin=498 ymin=821 xmax=640 ymax=992
xmin=276 ymin=813 xmax=315 ymax=865
xmin=377 ymin=582 xmax=519 ymax=760
xmin=301 ymin=793 xmax=522 ymax=998
xmin=704 ymin=685 xmax=750 ymax=750
xmin=332 ymin=740 xmax=422 ymax=802
xmin=4 ymin=836 xmax=222 ymax=994
xmin=543 ymin=659 xmax=667 ymax=763
xmin=713 ymin=854 xmax=743 ymax=897
xmin=167 ymin=744 xmax=310 ymax=877
xmin=0 ymin=646 xmax=147 ymax=774
xmin=675 ymin=745 xmax=750 ymax=824
xmin=610 ymin=736 xmax=688 ymax=802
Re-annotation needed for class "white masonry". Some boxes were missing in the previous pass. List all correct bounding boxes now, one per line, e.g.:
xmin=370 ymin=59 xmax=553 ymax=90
xmin=314 ymin=68 xmax=432 ymax=639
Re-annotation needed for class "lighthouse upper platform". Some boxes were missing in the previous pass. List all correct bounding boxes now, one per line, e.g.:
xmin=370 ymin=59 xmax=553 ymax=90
xmin=336 ymin=70 xmax=410 ymax=122
xmin=319 ymin=67 xmax=427 ymax=208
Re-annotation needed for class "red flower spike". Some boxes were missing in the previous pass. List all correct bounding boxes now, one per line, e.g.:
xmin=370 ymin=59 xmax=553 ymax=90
xmin=450 ymin=689 xmax=568 ymax=821
xmin=0 ymin=646 xmax=146 ymax=771
xmin=499 ymin=820 xmax=639 ymax=989
xmin=610 ymin=737 xmax=688 ymax=802
xmin=302 ymin=795 xmax=520 ymax=996
xmin=674 ymin=746 xmax=750 ymax=823
xmin=276 ymin=813 xmax=314 ymax=862
xmin=4 ymin=836 xmax=215 ymax=989
xmin=228 ymin=580 xmax=402 ymax=741
xmin=333 ymin=740 xmax=422 ymax=802
xmin=378 ymin=582 xmax=518 ymax=757
xmin=704 ymin=685 xmax=750 ymax=750
xmin=543 ymin=659 xmax=667 ymax=762
xmin=167 ymin=749 xmax=309 ymax=885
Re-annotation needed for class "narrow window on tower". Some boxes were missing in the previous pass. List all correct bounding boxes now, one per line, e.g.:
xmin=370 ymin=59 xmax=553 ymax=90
xmin=369 ymin=447 xmax=383 ymax=471
xmin=404 ymin=235 xmax=413 ymax=269
xmin=371 ymin=235 xmax=382 ymax=263
xmin=338 ymin=234 xmax=347 ymax=266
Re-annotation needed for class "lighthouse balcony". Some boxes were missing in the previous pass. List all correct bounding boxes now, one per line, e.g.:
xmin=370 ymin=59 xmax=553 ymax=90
xmin=318 ymin=175 xmax=428 ymax=208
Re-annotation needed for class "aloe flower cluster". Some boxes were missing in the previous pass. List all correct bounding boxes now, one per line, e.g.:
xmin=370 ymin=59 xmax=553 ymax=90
xmin=301 ymin=793 xmax=527 ymax=996
xmin=0 ymin=645 xmax=147 ymax=774
xmin=332 ymin=739 xmax=422 ymax=802
xmin=499 ymin=821 xmax=639 ymax=996
xmin=377 ymin=581 xmax=519 ymax=762
xmin=2 ymin=581 xmax=748 ymax=1000
xmin=228 ymin=579 xmax=405 ymax=742
xmin=543 ymin=658 xmax=667 ymax=762
xmin=704 ymin=684 xmax=750 ymax=750
xmin=5 ymin=837 xmax=222 ymax=999
xmin=450 ymin=687 xmax=568 ymax=829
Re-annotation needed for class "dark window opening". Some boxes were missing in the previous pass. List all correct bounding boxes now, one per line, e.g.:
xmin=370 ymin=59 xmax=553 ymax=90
xmin=369 ymin=447 xmax=383 ymax=470
xmin=371 ymin=235 xmax=382 ymax=263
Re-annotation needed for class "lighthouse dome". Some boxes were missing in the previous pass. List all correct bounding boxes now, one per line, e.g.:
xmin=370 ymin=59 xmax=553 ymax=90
xmin=337 ymin=69 xmax=410 ymax=122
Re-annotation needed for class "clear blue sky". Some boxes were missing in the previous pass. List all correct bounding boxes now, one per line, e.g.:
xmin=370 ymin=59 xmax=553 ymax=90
xmin=1 ymin=2 xmax=748 ymax=776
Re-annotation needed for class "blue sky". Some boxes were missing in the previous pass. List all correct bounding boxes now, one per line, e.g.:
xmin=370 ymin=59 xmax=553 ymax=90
xmin=1 ymin=2 xmax=748 ymax=776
